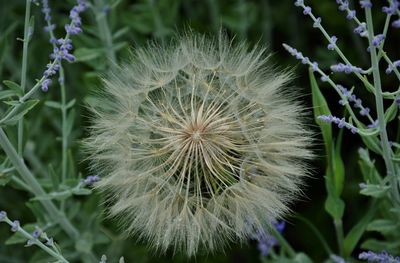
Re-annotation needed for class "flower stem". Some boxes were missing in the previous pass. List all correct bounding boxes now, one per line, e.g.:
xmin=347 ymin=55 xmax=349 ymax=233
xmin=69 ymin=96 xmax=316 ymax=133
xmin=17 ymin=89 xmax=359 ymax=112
xmin=18 ymin=0 xmax=32 ymax=156
xmin=334 ymin=219 xmax=344 ymax=257
xmin=365 ymin=8 xmax=400 ymax=206
xmin=94 ymin=0 xmax=116 ymax=67
xmin=0 ymin=128 xmax=79 ymax=240
xmin=2 ymin=217 xmax=69 ymax=263
xmin=269 ymin=225 xmax=296 ymax=258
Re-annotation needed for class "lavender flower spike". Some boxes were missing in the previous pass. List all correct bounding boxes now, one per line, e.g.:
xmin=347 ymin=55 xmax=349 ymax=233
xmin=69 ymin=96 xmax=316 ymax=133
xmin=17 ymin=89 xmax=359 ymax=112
xmin=372 ymin=34 xmax=385 ymax=47
xmin=360 ymin=0 xmax=372 ymax=9
xmin=318 ymin=115 xmax=358 ymax=134
xmin=359 ymin=251 xmax=400 ymax=263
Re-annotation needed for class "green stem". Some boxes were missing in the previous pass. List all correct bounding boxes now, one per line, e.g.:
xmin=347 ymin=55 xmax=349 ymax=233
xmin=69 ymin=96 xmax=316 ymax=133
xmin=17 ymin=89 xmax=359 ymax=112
xmin=334 ymin=219 xmax=344 ymax=257
xmin=294 ymin=215 xmax=333 ymax=255
xmin=0 ymin=128 xmax=79 ymax=240
xmin=18 ymin=0 xmax=32 ymax=156
xmin=94 ymin=0 xmax=116 ymax=67
xmin=365 ymin=9 xmax=400 ymax=205
xmin=2 ymin=218 xmax=69 ymax=263
xmin=269 ymin=226 xmax=296 ymax=258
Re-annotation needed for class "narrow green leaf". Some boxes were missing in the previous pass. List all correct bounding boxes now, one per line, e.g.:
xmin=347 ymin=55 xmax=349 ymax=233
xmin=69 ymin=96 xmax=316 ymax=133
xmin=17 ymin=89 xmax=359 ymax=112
xmin=1 ymin=100 xmax=39 ymax=125
xmin=360 ymin=184 xmax=390 ymax=198
xmin=361 ymin=135 xmax=382 ymax=155
xmin=65 ymin=109 xmax=75 ymax=137
xmin=5 ymin=224 xmax=36 ymax=245
xmin=344 ymin=202 xmax=377 ymax=257
xmin=324 ymin=176 xmax=345 ymax=220
xmin=0 ymin=172 xmax=11 ymax=186
xmin=361 ymin=238 xmax=400 ymax=252
xmin=2 ymin=80 xmax=23 ymax=96
xmin=28 ymin=16 xmax=35 ymax=41
xmin=333 ymin=133 xmax=345 ymax=195
xmin=367 ymin=219 xmax=398 ymax=234
xmin=0 ymin=90 xmax=19 ymax=100
xmin=65 ymin=99 xmax=76 ymax=109
xmin=358 ymin=148 xmax=381 ymax=183
xmin=384 ymin=100 xmax=398 ymax=123
xmin=74 ymin=48 xmax=103 ymax=62
xmin=72 ymin=188 xmax=92 ymax=195
xmin=44 ymin=100 xmax=62 ymax=109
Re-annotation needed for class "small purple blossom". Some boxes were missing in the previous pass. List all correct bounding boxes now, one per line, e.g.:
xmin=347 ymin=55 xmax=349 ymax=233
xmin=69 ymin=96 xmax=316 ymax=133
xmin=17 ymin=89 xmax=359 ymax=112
xmin=318 ymin=115 xmax=358 ymax=134
xmin=313 ymin=17 xmax=321 ymax=28
xmin=385 ymin=60 xmax=400 ymax=74
xmin=11 ymin=220 xmax=20 ymax=232
xmin=359 ymin=250 xmax=400 ymax=263
xmin=32 ymin=227 xmax=41 ymax=239
xmin=320 ymin=75 xmax=329 ymax=82
xmin=294 ymin=0 xmax=304 ymax=6
xmin=312 ymin=62 xmax=319 ymax=72
xmin=382 ymin=1 xmax=399 ymax=15
xmin=0 ymin=211 xmax=6 ymax=221
xmin=393 ymin=19 xmax=400 ymax=28
xmin=396 ymin=96 xmax=400 ymax=106
xmin=254 ymin=221 xmax=285 ymax=257
xmin=360 ymin=0 xmax=372 ymax=8
xmin=367 ymin=119 xmax=378 ymax=129
xmin=372 ymin=34 xmax=385 ymax=47
xmin=303 ymin=6 xmax=312 ymax=15
xmin=83 ymin=175 xmax=101 ymax=185
xmin=337 ymin=0 xmax=349 ymax=11
xmin=41 ymin=78 xmax=51 ymax=92
xmin=346 ymin=10 xmax=356 ymax=20
xmin=331 ymin=255 xmax=346 ymax=263
xmin=45 ymin=237 xmax=54 ymax=247
xmin=359 ymin=183 xmax=368 ymax=189
xmin=331 ymin=63 xmax=363 ymax=74
xmin=337 ymin=85 xmax=370 ymax=116
xmin=327 ymin=36 xmax=337 ymax=50
xmin=354 ymin=23 xmax=367 ymax=36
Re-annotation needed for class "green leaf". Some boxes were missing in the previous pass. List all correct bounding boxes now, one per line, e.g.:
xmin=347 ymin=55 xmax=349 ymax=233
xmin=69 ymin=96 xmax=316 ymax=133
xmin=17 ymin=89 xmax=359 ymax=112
xmin=361 ymin=135 xmax=382 ymax=155
xmin=72 ymin=188 xmax=92 ymax=195
xmin=65 ymin=109 xmax=75 ymax=137
xmin=384 ymin=100 xmax=398 ymax=123
xmin=358 ymin=148 xmax=381 ymax=183
xmin=333 ymin=132 xmax=345 ymax=195
xmin=324 ymin=175 xmax=345 ymax=220
xmin=5 ymin=224 xmax=36 ymax=245
xmin=31 ymin=191 xmax=72 ymax=201
xmin=2 ymin=80 xmax=23 ymax=96
xmin=361 ymin=238 xmax=400 ymax=252
xmin=74 ymin=48 xmax=103 ymax=62
xmin=360 ymin=184 xmax=390 ymax=198
xmin=367 ymin=219 xmax=398 ymax=234
xmin=44 ymin=100 xmax=62 ymax=109
xmin=1 ymin=100 xmax=39 ymax=125
xmin=0 ymin=172 xmax=11 ymax=186
xmin=66 ymin=99 xmax=76 ymax=109
xmin=343 ymin=202 xmax=377 ymax=257
xmin=0 ymin=90 xmax=19 ymax=100
xmin=28 ymin=16 xmax=35 ymax=41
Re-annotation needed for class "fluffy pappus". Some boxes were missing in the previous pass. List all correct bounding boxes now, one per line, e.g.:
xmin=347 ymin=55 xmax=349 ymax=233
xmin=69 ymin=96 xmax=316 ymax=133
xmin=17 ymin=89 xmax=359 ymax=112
xmin=84 ymin=33 xmax=313 ymax=256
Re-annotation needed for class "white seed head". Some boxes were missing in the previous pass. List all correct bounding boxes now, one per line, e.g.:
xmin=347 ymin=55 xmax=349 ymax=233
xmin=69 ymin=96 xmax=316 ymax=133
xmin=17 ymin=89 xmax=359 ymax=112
xmin=84 ymin=33 xmax=313 ymax=256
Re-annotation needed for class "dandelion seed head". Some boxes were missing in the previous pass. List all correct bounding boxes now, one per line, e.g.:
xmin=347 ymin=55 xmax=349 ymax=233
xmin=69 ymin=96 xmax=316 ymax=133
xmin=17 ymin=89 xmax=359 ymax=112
xmin=84 ymin=33 xmax=313 ymax=256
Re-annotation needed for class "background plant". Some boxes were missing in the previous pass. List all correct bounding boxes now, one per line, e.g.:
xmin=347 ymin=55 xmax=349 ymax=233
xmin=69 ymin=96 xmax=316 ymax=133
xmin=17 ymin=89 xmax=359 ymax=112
xmin=0 ymin=0 xmax=399 ymax=262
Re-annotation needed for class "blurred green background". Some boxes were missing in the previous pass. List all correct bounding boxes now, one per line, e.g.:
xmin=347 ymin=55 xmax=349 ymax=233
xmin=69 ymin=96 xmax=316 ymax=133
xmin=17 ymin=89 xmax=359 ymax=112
xmin=0 ymin=0 xmax=398 ymax=262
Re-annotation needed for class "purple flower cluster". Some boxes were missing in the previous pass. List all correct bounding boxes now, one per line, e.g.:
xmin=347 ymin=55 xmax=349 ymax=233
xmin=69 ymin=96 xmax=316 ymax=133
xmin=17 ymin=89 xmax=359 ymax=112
xmin=359 ymin=251 xmax=400 ymax=263
xmin=0 ymin=211 xmax=6 ymax=221
xmin=83 ymin=175 xmax=101 ymax=186
xmin=327 ymin=36 xmax=338 ymax=50
xmin=331 ymin=63 xmax=363 ymax=74
xmin=337 ymin=85 xmax=370 ymax=116
xmin=372 ymin=34 xmax=385 ymax=47
xmin=11 ymin=220 xmax=20 ymax=232
xmin=336 ymin=0 xmax=357 ymax=20
xmin=382 ymin=1 xmax=399 ymax=15
xmin=354 ymin=23 xmax=367 ymax=37
xmin=40 ymin=0 xmax=87 ymax=92
xmin=386 ymin=60 xmax=400 ymax=74
xmin=255 ymin=221 xmax=285 ymax=256
xmin=360 ymin=0 xmax=372 ymax=9
xmin=318 ymin=115 xmax=358 ymax=134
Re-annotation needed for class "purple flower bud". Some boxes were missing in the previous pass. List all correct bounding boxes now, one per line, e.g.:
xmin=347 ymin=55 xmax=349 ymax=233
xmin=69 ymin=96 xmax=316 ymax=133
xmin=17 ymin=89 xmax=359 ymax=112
xmin=11 ymin=220 xmax=20 ymax=232
xmin=354 ymin=23 xmax=367 ymax=35
xmin=311 ymin=62 xmax=319 ymax=72
xmin=294 ymin=0 xmax=304 ymax=7
xmin=313 ymin=17 xmax=321 ymax=28
xmin=83 ymin=175 xmax=101 ymax=185
xmin=372 ymin=34 xmax=385 ymax=47
xmin=327 ymin=36 xmax=337 ymax=50
xmin=321 ymin=75 xmax=329 ymax=82
xmin=359 ymin=0 xmax=372 ymax=8
xmin=32 ymin=228 xmax=41 ymax=239
xmin=346 ymin=10 xmax=356 ymax=20
xmin=0 ymin=211 xmax=6 ymax=221
xmin=41 ymin=78 xmax=51 ymax=92
xmin=393 ymin=19 xmax=400 ymax=28
xmin=359 ymin=251 xmax=400 ymax=263
xmin=303 ymin=6 xmax=312 ymax=15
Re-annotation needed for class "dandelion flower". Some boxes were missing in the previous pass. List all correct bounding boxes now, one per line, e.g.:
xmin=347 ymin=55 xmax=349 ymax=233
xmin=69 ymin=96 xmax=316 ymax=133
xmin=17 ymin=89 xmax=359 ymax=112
xmin=84 ymin=33 xmax=312 ymax=256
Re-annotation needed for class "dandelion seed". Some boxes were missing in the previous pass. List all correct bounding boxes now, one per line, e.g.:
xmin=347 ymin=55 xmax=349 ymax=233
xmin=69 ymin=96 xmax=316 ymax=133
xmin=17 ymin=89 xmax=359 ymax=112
xmin=85 ymin=33 xmax=313 ymax=256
